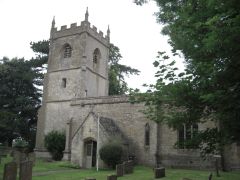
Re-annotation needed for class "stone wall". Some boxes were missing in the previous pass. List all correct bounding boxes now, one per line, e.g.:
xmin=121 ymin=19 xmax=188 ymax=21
xmin=36 ymin=95 xmax=239 ymax=169
xmin=69 ymin=96 xmax=219 ymax=168
xmin=71 ymin=113 xmax=108 ymax=167
xmin=224 ymin=143 xmax=240 ymax=170
xmin=35 ymin=95 xmax=217 ymax=168
xmin=70 ymin=96 xmax=157 ymax=166
xmin=159 ymin=120 xmax=216 ymax=169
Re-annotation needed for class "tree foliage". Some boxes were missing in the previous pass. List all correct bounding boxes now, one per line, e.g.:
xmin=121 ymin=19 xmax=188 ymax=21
xmin=108 ymin=43 xmax=140 ymax=95
xmin=30 ymin=40 xmax=49 ymax=71
xmin=133 ymin=0 xmax=240 ymax=159
xmin=0 ymin=57 xmax=43 ymax=148
xmin=0 ymin=40 xmax=48 ymax=149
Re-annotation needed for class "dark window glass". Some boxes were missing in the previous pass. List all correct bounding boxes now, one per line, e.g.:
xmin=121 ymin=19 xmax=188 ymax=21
xmin=178 ymin=123 xmax=198 ymax=149
xmin=145 ymin=123 xmax=150 ymax=146
xmin=64 ymin=44 xmax=72 ymax=58
xmin=93 ymin=48 xmax=100 ymax=64
xmin=62 ymin=78 xmax=67 ymax=88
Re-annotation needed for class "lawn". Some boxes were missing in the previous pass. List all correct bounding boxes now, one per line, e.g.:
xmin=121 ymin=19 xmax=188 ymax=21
xmin=1 ymin=155 xmax=240 ymax=180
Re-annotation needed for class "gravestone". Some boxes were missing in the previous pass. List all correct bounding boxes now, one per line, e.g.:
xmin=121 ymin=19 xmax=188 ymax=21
xmin=128 ymin=160 xmax=134 ymax=174
xmin=116 ymin=164 xmax=124 ymax=177
xmin=3 ymin=162 xmax=17 ymax=180
xmin=123 ymin=161 xmax=127 ymax=174
xmin=107 ymin=174 xmax=117 ymax=180
xmin=19 ymin=161 xmax=33 ymax=180
xmin=85 ymin=178 xmax=96 ymax=180
xmin=123 ymin=160 xmax=133 ymax=174
xmin=154 ymin=167 xmax=165 ymax=178
xmin=27 ymin=153 xmax=36 ymax=166
xmin=13 ymin=151 xmax=27 ymax=166
xmin=213 ymin=155 xmax=221 ymax=177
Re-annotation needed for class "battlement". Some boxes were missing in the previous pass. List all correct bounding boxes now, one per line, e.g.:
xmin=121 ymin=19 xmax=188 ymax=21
xmin=51 ymin=19 xmax=110 ymax=46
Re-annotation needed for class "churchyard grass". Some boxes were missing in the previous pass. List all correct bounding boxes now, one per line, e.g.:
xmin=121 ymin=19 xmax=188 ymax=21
xmin=32 ymin=165 xmax=240 ymax=180
xmin=1 ymin=155 xmax=240 ymax=180
xmin=0 ymin=154 xmax=13 ymax=178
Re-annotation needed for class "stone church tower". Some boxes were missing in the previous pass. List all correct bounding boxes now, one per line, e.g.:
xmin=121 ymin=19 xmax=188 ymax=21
xmin=47 ymin=8 xmax=109 ymax=100
xmin=35 ymin=9 xmax=110 ymax=154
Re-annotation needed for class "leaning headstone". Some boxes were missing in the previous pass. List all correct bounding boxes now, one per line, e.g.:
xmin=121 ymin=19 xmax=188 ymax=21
xmin=116 ymin=164 xmax=124 ymax=177
xmin=107 ymin=174 xmax=117 ymax=180
xmin=19 ymin=161 xmax=33 ymax=180
xmin=3 ymin=162 xmax=17 ymax=180
xmin=154 ymin=167 xmax=165 ymax=178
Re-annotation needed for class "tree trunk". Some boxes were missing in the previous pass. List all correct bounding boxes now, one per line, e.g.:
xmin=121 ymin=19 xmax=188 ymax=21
xmin=155 ymin=122 xmax=161 ymax=167
xmin=220 ymin=147 xmax=227 ymax=171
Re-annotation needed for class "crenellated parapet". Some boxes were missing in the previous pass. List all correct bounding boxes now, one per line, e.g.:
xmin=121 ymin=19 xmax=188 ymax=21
xmin=50 ymin=8 xmax=110 ymax=47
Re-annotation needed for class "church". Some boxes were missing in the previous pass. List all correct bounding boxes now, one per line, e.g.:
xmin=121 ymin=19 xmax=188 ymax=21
xmin=35 ymin=9 xmax=240 ymax=170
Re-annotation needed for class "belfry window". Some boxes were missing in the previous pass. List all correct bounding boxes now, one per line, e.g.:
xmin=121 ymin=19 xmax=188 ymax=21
xmin=178 ymin=123 xmax=198 ymax=149
xmin=93 ymin=48 xmax=101 ymax=64
xmin=145 ymin=123 xmax=150 ymax=146
xmin=64 ymin=44 xmax=72 ymax=58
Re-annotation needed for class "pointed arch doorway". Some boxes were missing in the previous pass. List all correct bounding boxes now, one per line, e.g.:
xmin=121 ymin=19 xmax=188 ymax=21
xmin=84 ymin=139 xmax=97 ymax=168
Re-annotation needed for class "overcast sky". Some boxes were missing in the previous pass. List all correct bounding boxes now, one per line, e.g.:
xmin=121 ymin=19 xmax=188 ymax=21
xmin=0 ymin=0 xmax=184 ymax=91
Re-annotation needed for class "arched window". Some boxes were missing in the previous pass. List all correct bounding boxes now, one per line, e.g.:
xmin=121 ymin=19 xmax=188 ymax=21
xmin=145 ymin=123 xmax=150 ymax=146
xmin=93 ymin=48 xmax=101 ymax=64
xmin=63 ymin=44 xmax=72 ymax=58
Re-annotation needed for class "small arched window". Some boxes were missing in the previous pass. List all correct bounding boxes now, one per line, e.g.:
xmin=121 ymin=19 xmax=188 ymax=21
xmin=93 ymin=48 xmax=101 ymax=64
xmin=145 ymin=123 xmax=150 ymax=146
xmin=63 ymin=44 xmax=72 ymax=58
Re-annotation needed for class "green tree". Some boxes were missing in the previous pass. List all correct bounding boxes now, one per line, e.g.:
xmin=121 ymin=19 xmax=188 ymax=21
xmin=108 ymin=43 xmax=140 ymax=95
xmin=30 ymin=40 xmax=49 ymax=71
xmin=0 ymin=57 xmax=43 ymax=148
xmin=0 ymin=40 xmax=48 ymax=148
xmin=133 ymin=0 xmax=240 ymax=168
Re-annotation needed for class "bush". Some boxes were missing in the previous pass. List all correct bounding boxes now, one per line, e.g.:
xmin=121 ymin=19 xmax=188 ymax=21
xmin=44 ymin=130 xmax=66 ymax=161
xmin=99 ymin=142 xmax=123 ymax=169
xmin=12 ymin=137 xmax=29 ymax=148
